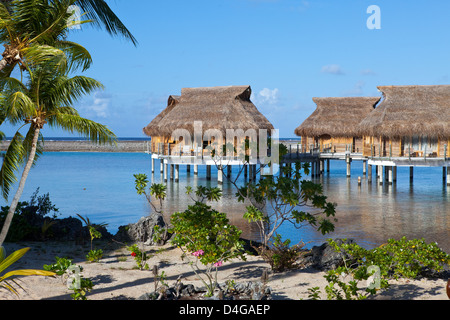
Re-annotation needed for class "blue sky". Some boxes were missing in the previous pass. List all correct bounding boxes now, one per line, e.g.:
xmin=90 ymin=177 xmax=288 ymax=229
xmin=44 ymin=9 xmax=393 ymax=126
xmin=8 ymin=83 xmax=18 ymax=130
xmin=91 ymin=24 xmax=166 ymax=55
xmin=4 ymin=0 xmax=450 ymax=138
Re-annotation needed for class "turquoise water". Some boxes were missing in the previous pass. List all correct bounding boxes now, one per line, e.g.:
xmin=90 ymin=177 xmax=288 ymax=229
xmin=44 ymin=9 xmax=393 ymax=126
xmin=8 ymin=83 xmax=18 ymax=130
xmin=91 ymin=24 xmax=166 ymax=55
xmin=1 ymin=152 xmax=449 ymax=253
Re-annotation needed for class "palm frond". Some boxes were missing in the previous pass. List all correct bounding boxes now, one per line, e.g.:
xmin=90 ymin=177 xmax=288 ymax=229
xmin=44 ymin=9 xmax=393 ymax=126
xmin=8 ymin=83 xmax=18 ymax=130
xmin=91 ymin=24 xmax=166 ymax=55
xmin=0 ymin=131 xmax=25 ymax=200
xmin=76 ymin=0 xmax=137 ymax=46
xmin=49 ymin=112 xmax=117 ymax=145
xmin=22 ymin=44 xmax=68 ymax=74
xmin=4 ymin=90 xmax=35 ymax=125
xmin=0 ymin=2 xmax=10 ymax=19
xmin=0 ymin=76 xmax=27 ymax=92
xmin=56 ymin=40 xmax=92 ymax=72
xmin=43 ymin=75 xmax=103 ymax=109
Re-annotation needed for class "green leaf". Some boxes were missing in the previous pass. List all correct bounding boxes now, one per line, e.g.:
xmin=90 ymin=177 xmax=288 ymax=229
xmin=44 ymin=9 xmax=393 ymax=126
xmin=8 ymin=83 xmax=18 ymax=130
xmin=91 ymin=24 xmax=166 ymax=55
xmin=0 ymin=131 xmax=25 ymax=200
xmin=0 ymin=247 xmax=29 ymax=274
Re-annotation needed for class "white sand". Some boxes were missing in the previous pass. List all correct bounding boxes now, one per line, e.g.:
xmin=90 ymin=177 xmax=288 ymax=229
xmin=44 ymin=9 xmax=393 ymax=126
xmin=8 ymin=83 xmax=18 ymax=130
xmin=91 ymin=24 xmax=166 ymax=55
xmin=0 ymin=241 xmax=448 ymax=301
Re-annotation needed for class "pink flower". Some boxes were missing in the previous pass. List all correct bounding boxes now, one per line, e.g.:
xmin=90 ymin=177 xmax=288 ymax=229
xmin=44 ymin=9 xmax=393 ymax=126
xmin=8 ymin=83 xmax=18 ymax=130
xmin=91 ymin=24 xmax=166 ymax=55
xmin=213 ymin=261 xmax=223 ymax=267
xmin=192 ymin=250 xmax=204 ymax=257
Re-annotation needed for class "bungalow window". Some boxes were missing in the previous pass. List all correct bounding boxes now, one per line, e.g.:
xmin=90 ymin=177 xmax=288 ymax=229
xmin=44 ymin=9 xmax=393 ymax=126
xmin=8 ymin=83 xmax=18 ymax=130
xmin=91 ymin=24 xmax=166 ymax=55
xmin=411 ymin=135 xmax=420 ymax=151
xmin=427 ymin=137 xmax=438 ymax=151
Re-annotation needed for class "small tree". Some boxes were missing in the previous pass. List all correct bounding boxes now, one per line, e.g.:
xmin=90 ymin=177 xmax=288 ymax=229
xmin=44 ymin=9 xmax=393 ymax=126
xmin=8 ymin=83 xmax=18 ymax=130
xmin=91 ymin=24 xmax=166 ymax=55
xmin=208 ymin=139 xmax=337 ymax=271
xmin=237 ymin=162 xmax=337 ymax=249
xmin=170 ymin=186 xmax=246 ymax=297
xmin=76 ymin=214 xmax=107 ymax=262
xmin=133 ymin=173 xmax=169 ymax=243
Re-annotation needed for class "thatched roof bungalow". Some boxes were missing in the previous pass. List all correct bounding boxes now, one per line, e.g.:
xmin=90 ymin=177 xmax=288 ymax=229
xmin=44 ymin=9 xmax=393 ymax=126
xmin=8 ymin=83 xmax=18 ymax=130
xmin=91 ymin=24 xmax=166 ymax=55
xmin=357 ymin=85 xmax=450 ymax=158
xmin=294 ymin=97 xmax=381 ymax=153
xmin=143 ymin=85 xmax=274 ymax=156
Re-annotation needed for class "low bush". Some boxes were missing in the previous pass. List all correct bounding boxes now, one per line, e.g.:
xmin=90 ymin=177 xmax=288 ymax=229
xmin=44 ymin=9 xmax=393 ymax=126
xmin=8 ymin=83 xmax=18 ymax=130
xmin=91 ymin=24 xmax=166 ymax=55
xmin=310 ymin=237 xmax=450 ymax=300
xmin=258 ymin=234 xmax=308 ymax=272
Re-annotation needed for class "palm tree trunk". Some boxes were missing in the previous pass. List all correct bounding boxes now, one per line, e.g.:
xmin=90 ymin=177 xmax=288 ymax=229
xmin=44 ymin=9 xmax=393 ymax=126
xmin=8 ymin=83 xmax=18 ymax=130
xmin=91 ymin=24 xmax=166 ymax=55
xmin=0 ymin=125 xmax=40 ymax=247
xmin=0 ymin=58 xmax=7 ymax=72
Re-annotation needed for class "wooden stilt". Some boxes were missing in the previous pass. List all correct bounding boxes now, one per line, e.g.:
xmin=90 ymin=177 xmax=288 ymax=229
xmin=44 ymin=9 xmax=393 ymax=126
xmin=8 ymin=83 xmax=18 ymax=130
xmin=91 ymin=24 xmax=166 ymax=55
xmin=388 ymin=166 xmax=393 ymax=185
xmin=217 ymin=165 xmax=223 ymax=184
xmin=175 ymin=164 xmax=179 ymax=182
xmin=206 ymin=165 xmax=211 ymax=180
xmin=447 ymin=166 xmax=450 ymax=186
xmin=163 ymin=161 xmax=168 ymax=181
xmin=346 ymin=154 xmax=351 ymax=177
xmin=378 ymin=165 xmax=383 ymax=185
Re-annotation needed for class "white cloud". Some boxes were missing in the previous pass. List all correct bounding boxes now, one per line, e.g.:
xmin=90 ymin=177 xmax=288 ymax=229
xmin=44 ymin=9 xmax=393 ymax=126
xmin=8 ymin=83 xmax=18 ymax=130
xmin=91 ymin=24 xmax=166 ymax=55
xmin=252 ymin=88 xmax=280 ymax=105
xmin=361 ymin=69 xmax=377 ymax=76
xmin=82 ymin=91 xmax=111 ymax=118
xmin=321 ymin=64 xmax=345 ymax=75
xmin=342 ymin=80 xmax=366 ymax=96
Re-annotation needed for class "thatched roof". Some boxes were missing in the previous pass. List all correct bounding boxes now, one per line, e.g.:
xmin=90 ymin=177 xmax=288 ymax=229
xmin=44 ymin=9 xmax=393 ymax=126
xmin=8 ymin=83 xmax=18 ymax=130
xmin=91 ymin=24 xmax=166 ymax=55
xmin=294 ymin=97 xmax=381 ymax=138
xmin=357 ymin=85 xmax=450 ymax=139
xmin=143 ymin=86 xmax=274 ymax=137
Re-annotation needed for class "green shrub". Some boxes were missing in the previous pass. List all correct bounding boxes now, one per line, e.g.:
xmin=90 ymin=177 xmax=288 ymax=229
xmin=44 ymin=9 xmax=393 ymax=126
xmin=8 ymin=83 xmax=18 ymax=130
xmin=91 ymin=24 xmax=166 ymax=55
xmin=43 ymin=256 xmax=74 ymax=276
xmin=127 ymin=244 xmax=150 ymax=270
xmin=70 ymin=277 xmax=94 ymax=300
xmin=259 ymin=234 xmax=307 ymax=272
xmin=0 ymin=188 xmax=59 ymax=241
xmin=169 ymin=187 xmax=246 ymax=296
xmin=311 ymin=237 xmax=450 ymax=300
xmin=44 ymin=256 xmax=94 ymax=300
xmin=86 ymin=249 xmax=103 ymax=263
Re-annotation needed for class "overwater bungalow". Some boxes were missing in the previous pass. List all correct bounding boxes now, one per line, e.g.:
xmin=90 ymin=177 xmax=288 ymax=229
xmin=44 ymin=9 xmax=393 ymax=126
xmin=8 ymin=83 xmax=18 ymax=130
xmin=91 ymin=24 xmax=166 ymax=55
xmin=294 ymin=97 xmax=381 ymax=154
xmin=357 ymin=85 xmax=450 ymax=160
xmin=143 ymin=85 xmax=274 ymax=182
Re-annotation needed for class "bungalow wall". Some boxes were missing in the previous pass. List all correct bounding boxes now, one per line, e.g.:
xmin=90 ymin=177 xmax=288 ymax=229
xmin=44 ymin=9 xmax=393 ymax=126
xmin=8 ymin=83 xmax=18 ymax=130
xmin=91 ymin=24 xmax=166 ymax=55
xmin=301 ymin=135 xmax=362 ymax=153
xmin=150 ymin=135 xmax=264 ymax=157
xmin=362 ymin=136 xmax=449 ymax=158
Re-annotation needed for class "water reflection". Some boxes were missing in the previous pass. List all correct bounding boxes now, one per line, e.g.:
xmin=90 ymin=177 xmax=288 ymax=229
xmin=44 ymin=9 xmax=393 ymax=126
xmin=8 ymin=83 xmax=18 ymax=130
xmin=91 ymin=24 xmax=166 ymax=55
xmin=149 ymin=160 xmax=449 ymax=253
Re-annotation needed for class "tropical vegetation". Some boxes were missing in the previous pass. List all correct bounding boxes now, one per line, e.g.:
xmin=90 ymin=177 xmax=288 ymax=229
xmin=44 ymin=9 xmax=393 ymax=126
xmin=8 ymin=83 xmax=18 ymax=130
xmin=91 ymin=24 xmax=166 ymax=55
xmin=0 ymin=246 xmax=55 ymax=296
xmin=0 ymin=0 xmax=119 ymax=248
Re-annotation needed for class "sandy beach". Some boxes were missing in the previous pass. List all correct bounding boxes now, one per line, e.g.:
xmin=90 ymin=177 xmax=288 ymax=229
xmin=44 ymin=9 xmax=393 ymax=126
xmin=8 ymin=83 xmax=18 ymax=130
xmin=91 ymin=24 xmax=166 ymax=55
xmin=0 ymin=240 xmax=448 ymax=301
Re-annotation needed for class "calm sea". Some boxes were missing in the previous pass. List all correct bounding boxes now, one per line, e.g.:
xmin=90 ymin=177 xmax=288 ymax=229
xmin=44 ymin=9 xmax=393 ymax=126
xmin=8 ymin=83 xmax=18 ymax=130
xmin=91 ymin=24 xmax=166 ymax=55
xmin=1 ymin=148 xmax=449 ymax=253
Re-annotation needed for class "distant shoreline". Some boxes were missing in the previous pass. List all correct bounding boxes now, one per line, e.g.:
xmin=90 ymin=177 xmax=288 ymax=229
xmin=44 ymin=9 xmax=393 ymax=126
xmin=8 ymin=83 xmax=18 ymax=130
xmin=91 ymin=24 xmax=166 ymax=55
xmin=0 ymin=139 xmax=150 ymax=153
xmin=0 ymin=138 xmax=301 ymax=153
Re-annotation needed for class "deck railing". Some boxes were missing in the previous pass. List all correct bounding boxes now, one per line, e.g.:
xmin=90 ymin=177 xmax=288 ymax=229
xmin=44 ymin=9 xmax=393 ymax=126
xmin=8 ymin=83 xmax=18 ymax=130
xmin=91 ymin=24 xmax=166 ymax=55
xmin=363 ymin=143 xmax=445 ymax=160
xmin=150 ymin=142 xmax=273 ymax=159
xmin=305 ymin=143 xmax=356 ymax=154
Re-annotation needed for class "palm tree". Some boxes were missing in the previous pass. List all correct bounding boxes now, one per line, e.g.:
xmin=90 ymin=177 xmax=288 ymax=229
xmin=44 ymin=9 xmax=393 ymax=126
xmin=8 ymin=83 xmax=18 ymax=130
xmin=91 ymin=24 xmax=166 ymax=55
xmin=0 ymin=51 xmax=116 ymax=247
xmin=0 ymin=0 xmax=94 ymax=77
xmin=0 ymin=0 xmax=137 ymax=43
xmin=75 ymin=0 xmax=137 ymax=45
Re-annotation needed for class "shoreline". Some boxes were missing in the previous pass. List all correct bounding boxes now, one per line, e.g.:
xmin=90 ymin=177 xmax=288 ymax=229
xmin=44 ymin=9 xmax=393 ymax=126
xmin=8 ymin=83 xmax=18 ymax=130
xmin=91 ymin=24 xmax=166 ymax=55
xmin=0 ymin=140 xmax=150 ymax=153
xmin=1 ymin=240 xmax=448 ymax=301
xmin=0 ymin=139 xmax=301 ymax=153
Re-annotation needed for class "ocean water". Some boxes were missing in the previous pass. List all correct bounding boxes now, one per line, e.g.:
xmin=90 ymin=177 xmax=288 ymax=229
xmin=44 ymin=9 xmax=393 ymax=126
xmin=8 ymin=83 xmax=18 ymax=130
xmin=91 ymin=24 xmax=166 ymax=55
xmin=1 ymin=151 xmax=449 ymax=253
